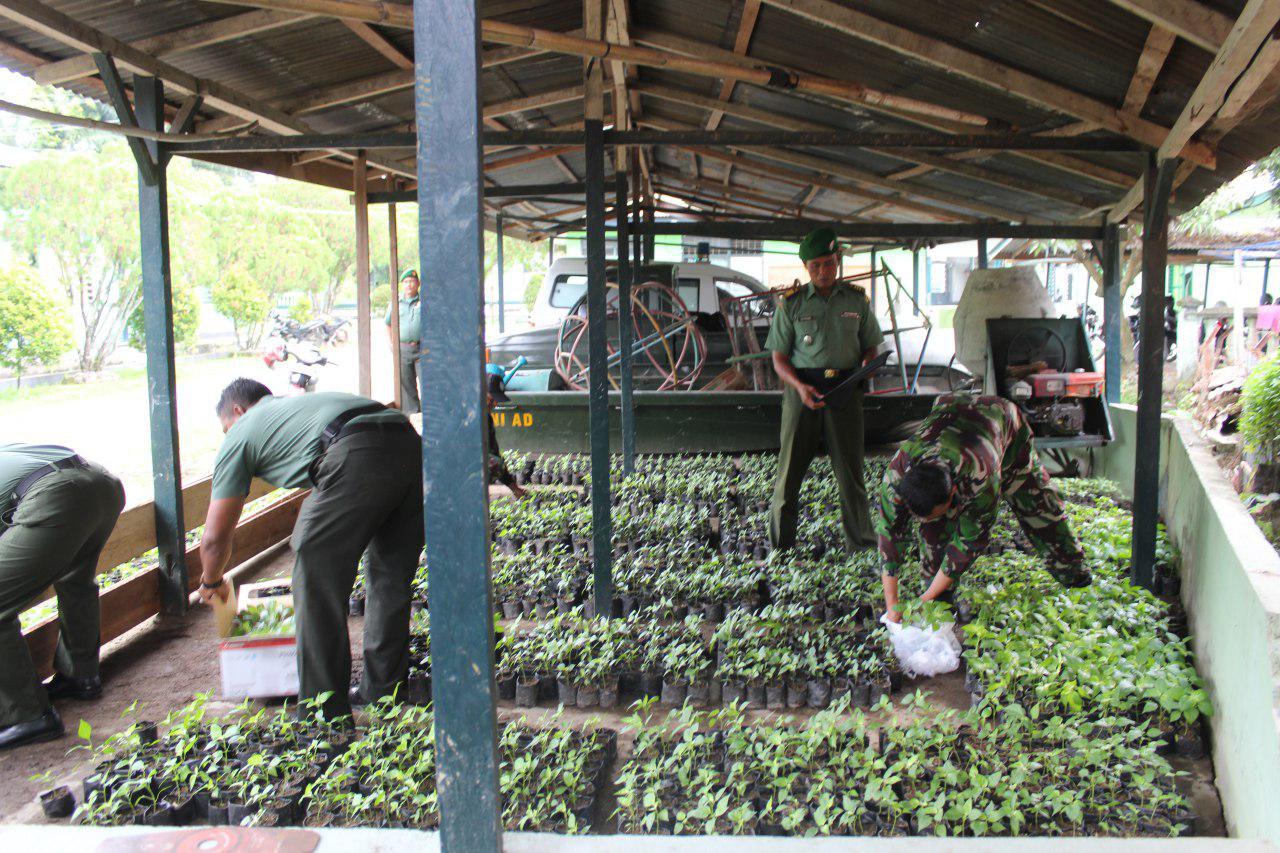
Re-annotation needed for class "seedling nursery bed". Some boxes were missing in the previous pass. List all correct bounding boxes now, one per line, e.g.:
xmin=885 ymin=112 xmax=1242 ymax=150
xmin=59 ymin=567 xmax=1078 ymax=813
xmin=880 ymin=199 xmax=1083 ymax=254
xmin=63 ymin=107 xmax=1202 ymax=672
xmin=24 ymin=452 xmax=1224 ymax=839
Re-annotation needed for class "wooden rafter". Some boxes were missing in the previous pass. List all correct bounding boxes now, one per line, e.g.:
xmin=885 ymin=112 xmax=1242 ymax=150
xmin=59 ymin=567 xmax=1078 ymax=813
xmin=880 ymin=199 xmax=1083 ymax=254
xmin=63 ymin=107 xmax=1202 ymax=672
xmin=706 ymin=0 xmax=761 ymax=132
xmin=632 ymin=26 xmax=1136 ymax=190
xmin=33 ymin=9 xmax=310 ymax=86
xmin=640 ymin=84 xmax=1101 ymax=212
xmin=1109 ymin=0 xmax=1280 ymax=223
xmin=1122 ymin=25 xmax=1177 ymax=114
xmin=757 ymin=0 xmax=1216 ymax=168
xmin=344 ymin=19 xmax=412 ymax=69
xmin=1103 ymin=0 xmax=1233 ymax=53
xmin=0 ymin=0 xmax=415 ymax=180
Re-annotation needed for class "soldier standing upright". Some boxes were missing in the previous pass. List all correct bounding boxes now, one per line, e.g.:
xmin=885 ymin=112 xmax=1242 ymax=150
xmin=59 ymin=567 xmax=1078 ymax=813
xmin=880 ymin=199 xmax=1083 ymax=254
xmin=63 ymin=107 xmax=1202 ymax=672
xmin=875 ymin=393 xmax=1092 ymax=621
xmin=766 ymin=227 xmax=884 ymax=553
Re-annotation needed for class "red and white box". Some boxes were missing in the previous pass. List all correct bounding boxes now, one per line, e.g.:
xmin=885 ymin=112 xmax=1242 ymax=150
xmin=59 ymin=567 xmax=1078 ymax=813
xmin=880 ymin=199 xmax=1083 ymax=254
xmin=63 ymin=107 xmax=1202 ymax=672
xmin=218 ymin=578 xmax=298 ymax=700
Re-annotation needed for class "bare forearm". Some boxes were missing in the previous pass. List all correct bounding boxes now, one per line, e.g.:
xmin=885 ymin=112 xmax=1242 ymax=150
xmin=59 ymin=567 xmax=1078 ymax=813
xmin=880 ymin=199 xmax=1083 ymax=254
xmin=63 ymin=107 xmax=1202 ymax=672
xmin=771 ymin=351 xmax=805 ymax=392
xmin=920 ymin=570 xmax=954 ymax=602
xmin=881 ymin=573 xmax=900 ymax=612
xmin=200 ymin=538 xmax=233 ymax=584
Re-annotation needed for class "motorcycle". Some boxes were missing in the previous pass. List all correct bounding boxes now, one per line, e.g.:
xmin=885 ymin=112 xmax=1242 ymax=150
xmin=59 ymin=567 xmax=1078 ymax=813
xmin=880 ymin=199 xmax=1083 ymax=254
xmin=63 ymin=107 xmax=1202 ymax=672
xmin=263 ymin=342 xmax=336 ymax=393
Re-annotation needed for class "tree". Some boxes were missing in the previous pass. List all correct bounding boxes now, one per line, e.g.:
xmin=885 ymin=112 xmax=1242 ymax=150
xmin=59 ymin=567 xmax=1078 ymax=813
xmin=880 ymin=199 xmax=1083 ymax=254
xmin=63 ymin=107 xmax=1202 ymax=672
xmin=212 ymin=266 xmax=271 ymax=349
xmin=0 ymin=145 xmax=143 ymax=371
xmin=125 ymin=280 xmax=200 ymax=352
xmin=0 ymin=265 xmax=73 ymax=387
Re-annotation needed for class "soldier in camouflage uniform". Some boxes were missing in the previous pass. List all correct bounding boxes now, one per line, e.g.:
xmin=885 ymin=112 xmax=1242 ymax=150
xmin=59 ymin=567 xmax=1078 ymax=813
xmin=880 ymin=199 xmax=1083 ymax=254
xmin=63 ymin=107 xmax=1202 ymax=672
xmin=875 ymin=393 xmax=1090 ymax=620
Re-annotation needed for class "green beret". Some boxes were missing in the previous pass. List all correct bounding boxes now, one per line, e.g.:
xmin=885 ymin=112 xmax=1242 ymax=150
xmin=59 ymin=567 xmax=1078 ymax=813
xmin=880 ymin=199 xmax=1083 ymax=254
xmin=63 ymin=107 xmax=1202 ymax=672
xmin=400 ymin=267 xmax=419 ymax=282
xmin=798 ymin=227 xmax=839 ymax=262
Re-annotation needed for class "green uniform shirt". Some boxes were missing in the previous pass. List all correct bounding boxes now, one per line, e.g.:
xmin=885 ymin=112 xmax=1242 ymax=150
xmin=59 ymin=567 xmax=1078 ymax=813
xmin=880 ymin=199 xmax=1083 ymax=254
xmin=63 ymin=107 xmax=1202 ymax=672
xmin=386 ymin=296 xmax=421 ymax=344
xmin=211 ymin=393 xmax=405 ymax=499
xmin=0 ymin=443 xmax=77 ymax=519
xmin=764 ymin=282 xmax=883 ymax=369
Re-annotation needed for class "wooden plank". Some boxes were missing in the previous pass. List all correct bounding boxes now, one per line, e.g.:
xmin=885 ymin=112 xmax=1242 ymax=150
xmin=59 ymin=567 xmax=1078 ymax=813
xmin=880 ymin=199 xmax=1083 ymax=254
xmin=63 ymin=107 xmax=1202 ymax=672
xmin=756 ymin=0 xmax=1216 ymax=168
xmin=33 ymin=9 xmax=310 ymax=85
xmin=344 ymin=19 xmax=412 ymax=69
xmin=0 ymin=0 xmax=415 ymax=181
xmin=707 ymin=0 xmax=762 ymax=132
xmin=95 ymin=476 xmax=276 ymax=574
xmin=1123 ymin=25 xmax=1177 ymax=114
xmin=1157 ymin=0 xmax=1280 ymax=161
xmin=1104 ymin=0 xmax=1233 ymax=52
xmin=23 ymin=490 xmax=306 ymax=679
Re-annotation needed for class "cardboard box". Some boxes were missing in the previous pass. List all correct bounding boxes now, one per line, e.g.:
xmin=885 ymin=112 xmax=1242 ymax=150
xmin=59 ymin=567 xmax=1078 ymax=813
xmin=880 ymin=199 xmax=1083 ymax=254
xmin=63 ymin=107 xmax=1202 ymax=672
xmin=219 ymin=578 xmax=298 ymax=700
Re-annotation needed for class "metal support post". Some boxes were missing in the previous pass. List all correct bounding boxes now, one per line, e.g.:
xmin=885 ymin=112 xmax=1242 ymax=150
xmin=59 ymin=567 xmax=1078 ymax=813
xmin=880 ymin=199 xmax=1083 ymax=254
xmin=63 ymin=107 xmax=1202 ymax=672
xmin=1263 ymin=258 xmax=1271 ymax=302
xmin=977 ymin=235 xmax=989 ymax=269
xmin=134 ymin=75 xmax=187 ymax=615
xmin=1203 ymin=261 xmax=1212 ymax=304
xmin=388 ymin=201 xmax=403 ymax=409
xmin=1102 ymin=223 xmax=1122 ymax=404
xmin=585 ymin=118 xmax=613 ymax=614
xmin=616 ymin=171 xmax=636 ymax=474
xmin=1132 ymin=154 xmax=1175 ymax=592
xmin=643 ymin=206 xmax=655 ymax=262
xmin=868 ymin=245 xmax=877 ymax=310
xmin=496 ymin=213 xmax=506 ymax=333
xmin=549 ymin=236 xmax=556 ymax=264
xmin=414 ymin=0 xmax=501 ymax=848
xmin=354 ymin=153 xmax=372 ymax=397
xmin=911 ymin=247 xmax=920 ymax=316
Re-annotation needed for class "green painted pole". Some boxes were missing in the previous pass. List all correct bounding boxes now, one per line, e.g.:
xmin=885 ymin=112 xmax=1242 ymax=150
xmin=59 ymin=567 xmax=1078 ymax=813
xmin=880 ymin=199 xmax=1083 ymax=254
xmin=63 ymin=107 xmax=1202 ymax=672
xmin=413 ymin=0 xmax=501 ymax=848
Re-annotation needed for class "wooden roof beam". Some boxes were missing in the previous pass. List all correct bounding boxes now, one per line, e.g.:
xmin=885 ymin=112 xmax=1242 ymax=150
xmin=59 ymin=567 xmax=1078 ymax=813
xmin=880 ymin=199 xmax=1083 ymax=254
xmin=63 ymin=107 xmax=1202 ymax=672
xmin=344 ymin=19 xmax=412 ymax=69
xmin=1103 ymin=0 xmax=1233 ymax=53
xmin=33 ymin=9 xmax=310 ymax=86
xmin=1109 ymin=0 xmax=1280 ymax=223
xmin=205 ymin=0 xmax=991 ymax=126
xmin=707 ymin=0 xmax=761 ymax=132
xmin=639 ymin=83 xmax=1101 ymax=212
xmin=758 ymin=0 xmax=1216 ymax=168
xmin=633 ymin=25 xmax=1136 ymax=190
xmin=0 ymin=0 xmax=414 ymax=180
xmin=1122 ymin=25 xmax=1177 ymax=114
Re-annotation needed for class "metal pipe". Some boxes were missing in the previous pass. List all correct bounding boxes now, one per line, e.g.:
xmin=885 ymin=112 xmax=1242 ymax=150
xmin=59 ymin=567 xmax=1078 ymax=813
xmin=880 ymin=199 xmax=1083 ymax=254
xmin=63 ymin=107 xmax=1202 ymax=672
xmin=631 ymin=222 xmax=1107 ymax=240
xmin=496 ymin=212 xmax=505 ymax=334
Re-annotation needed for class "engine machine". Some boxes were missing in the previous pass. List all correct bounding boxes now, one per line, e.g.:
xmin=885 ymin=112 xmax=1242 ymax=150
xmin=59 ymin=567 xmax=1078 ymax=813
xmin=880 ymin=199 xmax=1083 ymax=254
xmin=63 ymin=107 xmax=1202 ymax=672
xmin=984 ymin=318 xmax=1112 ymax=447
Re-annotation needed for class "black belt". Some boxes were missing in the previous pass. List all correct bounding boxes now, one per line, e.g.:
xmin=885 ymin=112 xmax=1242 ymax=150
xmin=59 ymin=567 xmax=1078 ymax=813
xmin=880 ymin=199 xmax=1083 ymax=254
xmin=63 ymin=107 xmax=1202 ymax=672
xmin=333 ymin=420 xmax=416 ymax=441
xmin=13 ymin=455 xmax=88 ymax=504
xmin=318 ymin=403 xmax=391 ymax=453
xmin=795 ymin=367 xmax=854 ymax=394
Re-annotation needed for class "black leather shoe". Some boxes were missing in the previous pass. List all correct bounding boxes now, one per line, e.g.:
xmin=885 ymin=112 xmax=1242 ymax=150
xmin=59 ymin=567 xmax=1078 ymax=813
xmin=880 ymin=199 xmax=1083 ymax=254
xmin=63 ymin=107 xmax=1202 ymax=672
xmin=45 ymin=672 xmax=102 ymax=701
xmin=348 ymin=685 xmax=368 ymax=708
xmin=0 ymin=707 xmax=64 ymax=751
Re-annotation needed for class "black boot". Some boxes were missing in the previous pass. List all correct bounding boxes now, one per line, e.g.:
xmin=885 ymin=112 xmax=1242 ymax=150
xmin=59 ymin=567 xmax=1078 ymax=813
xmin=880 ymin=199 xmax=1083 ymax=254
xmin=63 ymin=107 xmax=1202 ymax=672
xmin=45 ymin=672 xmax=103 ymax=701
xmin=0 ymin=707 xmax=64 ymax=751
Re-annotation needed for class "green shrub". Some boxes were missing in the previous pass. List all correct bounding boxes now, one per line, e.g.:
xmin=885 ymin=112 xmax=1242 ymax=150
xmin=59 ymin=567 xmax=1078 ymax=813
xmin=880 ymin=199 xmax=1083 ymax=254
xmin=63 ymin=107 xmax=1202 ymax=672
xmin=1241 ymin=354 xmax=1280 ymax=460
xmin=125 ymin=280 xmax=199 ymax=351
xmin=0 ymin=264 xmax=73 ymax=385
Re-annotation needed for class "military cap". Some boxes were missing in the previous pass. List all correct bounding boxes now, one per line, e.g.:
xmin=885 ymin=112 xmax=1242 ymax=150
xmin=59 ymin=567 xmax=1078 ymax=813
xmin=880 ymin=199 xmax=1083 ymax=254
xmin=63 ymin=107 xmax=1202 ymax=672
xmin=798 ymin=227 xmax=839 ymax=262
xmin=400 ymin=267 xmax=419 ymax=282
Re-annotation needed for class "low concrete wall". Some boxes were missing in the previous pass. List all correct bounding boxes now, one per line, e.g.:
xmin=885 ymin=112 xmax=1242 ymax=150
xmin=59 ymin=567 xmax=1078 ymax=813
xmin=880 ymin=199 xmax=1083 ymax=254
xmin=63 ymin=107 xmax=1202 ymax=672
xmin=1097 ymin=405 xmax=1280 ymax=840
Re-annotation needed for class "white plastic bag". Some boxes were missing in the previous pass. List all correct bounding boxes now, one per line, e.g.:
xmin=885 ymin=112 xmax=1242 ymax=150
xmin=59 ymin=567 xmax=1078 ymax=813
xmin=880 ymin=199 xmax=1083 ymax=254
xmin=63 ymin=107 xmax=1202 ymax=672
xmin=880 ymin=613 xmax=962 ymax=678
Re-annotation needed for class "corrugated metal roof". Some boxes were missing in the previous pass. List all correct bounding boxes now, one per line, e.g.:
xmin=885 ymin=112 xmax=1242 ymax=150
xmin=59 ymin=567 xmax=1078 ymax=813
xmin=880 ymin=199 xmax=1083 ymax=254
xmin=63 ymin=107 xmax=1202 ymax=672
xmin=0 ymin=0 xmax=1274 ymax=237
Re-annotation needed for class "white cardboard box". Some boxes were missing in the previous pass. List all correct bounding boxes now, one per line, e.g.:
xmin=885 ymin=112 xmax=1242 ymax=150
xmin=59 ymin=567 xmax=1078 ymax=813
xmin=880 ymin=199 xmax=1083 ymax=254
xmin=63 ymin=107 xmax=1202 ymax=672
xmin=219 ymin=634 xmax=299 ymax=700
xmin=219 ymin=578 xmax=298 ymax=700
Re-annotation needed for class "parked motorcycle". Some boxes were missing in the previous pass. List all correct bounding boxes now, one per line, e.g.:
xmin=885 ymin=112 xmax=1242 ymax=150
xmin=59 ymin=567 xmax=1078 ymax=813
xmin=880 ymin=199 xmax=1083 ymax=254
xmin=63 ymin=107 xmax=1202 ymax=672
xmin=263 ymin=342 xmax=336 ymax=393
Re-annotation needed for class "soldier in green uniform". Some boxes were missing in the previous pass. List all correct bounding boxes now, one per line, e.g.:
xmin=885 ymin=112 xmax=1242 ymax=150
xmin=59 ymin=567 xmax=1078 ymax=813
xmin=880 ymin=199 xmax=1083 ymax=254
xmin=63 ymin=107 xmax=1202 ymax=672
xmin=198 ymin=379 xmax=422 ymax=719
xmin=766 ymin=227 xmax=884 ymax=553
xmin=386 ymin=267 xmax=422 ymax=414
xmin=0 ymin=444 xmax=124 ymax=749
xmin=875 ymin=393 xmax=1091 ymax=622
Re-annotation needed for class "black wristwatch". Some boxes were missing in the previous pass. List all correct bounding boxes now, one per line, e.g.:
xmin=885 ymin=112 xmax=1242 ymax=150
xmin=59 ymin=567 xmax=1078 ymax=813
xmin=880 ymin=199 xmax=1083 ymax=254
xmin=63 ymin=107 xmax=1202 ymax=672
xmin=200 ymin=578 xmax=223 ymax=590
